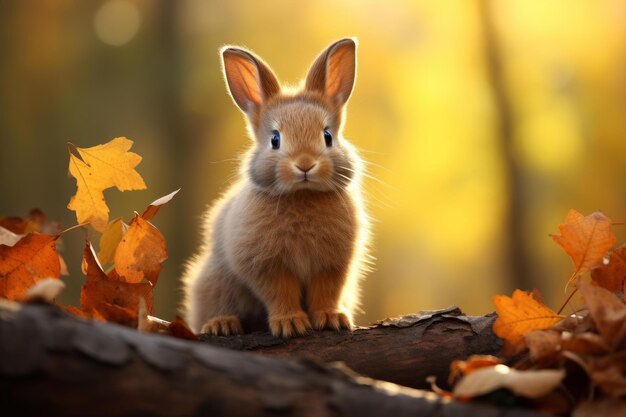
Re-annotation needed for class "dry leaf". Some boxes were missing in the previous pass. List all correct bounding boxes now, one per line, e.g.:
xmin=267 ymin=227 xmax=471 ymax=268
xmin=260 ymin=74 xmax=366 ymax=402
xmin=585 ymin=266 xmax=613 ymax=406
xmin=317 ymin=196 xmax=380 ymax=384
xmin=526 ymin=328 xmax=608 ymax=366
xmin=168 ymin=316 xmax=198 ymax=341
xmin=0 ymin=226 xmax=24 ymax=246
xmin=137 ymin=301 xmax=197 ymax=340
xmin=64 ymin=305 xmax=106 ymax=322
xmin=114 ymin=214 xmax=167 ymax=285
xmin=67 ymin=137 xmax=146 ymax=231
xmin=0 ymin=216 xmax=31 ymax=234
xmin=59 ymin=254 xmax=69 ymax=276
xmin=0 ymin=233 xmax=61 ymax=301
xmin=560 ymin=331 xmax=608 ymax=355
xmin=573 ymin=399 xmax=626 ymax=417
xmin=25 ymin=278 xmax=65 ymax=303
xmin=591 ymin=246 xmax=626 ymax=293
xmin=454 ymin=364 xmax=565 ymax=399
xmin=493 ymin=290 xmax=562 ymax=345
xmin=80 ymin=242 xmax=153 ymax=322
xmin=551 ymin=210 xmax=616 ymax=281
xmin=579 ymin=283 xmax=626 ymax=349
xmin=142 ymin=188 xmax=180 ymax=221
xmin=566 ymin=351 xmax=626 ymax=398
xmin=525 ymin=329 xmax=561 ymax=364
xmin=98 ymin=217 xmax=126 ymax=266
xmin=449 ymin=355 xmax=500 ymax=385
xmin=137 ymin=298 xmax=164 ymax=332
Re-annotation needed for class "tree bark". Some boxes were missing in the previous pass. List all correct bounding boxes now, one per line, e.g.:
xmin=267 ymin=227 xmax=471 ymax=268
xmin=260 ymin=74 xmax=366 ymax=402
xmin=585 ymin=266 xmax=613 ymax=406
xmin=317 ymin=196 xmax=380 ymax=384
xmin=200 ymin=306 xmax=502 ymax=390
xmin=0 ymin=302 xmax=543 ymax=417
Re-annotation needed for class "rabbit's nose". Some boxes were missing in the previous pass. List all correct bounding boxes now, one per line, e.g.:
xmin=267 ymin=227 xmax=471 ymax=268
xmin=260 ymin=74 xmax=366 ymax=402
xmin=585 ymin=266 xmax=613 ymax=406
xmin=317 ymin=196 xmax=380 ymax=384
xmin=296 ymin=163 xmax=317 ymax=173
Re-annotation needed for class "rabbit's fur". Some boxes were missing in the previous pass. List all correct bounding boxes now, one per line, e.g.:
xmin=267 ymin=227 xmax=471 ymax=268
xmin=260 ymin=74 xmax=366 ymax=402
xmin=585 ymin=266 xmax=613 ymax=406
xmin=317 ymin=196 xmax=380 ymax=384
xmin=183 ymin=38 xmax=370 ymax=337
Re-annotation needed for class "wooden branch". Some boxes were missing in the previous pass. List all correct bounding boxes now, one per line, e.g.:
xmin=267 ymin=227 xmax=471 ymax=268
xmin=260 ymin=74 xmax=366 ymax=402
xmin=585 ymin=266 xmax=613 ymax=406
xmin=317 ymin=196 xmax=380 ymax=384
xmin=0 ymin=302 xmax=545 ymax=417
xmin=200 ymin=306 xmax=502 ymax=389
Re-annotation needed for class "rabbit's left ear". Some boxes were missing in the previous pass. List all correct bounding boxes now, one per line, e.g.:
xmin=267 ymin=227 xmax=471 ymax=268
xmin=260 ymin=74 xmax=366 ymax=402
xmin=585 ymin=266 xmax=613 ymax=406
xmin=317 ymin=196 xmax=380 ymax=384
xmin=305 ymin=38 xmax=356 ymax=107
xmin=221 ymin=46 xmax=280 ymax=114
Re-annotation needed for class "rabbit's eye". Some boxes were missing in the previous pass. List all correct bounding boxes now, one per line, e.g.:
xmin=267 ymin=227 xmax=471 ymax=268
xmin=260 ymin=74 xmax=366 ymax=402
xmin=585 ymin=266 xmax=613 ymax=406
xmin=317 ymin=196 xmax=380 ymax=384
xmin=323 ymin=129 xmax=333 ymax=147
xmin=270 ymin=130 xmax=280 ymax=150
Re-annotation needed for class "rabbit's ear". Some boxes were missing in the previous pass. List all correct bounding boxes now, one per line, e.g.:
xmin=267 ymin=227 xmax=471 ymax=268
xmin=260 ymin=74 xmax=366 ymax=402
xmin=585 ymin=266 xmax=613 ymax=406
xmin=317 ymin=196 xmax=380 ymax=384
xmin=221 ymin=47 xmax=280 ymax=114
xmin=305 ymin=38 xmax=356 ymax=107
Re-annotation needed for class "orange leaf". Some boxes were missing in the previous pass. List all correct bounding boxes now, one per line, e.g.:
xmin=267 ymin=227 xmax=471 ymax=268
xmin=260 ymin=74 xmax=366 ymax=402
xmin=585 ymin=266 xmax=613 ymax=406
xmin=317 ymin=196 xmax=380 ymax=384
xmin=0 ymin=216 xmax=31 ymax=234
xmin=591 ymin=246 xmax=626 ymax=293
xmin=168 ymin=316 xmax=198 ymax=341
xmin=142 ymin=189 xmax=180 ymax=221
xmin=114 ymin=214 xmax=167 ymax=285
xmin=0 ymin=233 xmax=61 ymax=301
xmin=67 ymin=138 xmax=146 ymax=232
xmin=449 ymin=355 xmax=500 ymax=385
xmin=81 ymin=242 xmax=153 ymax=322
xmin=493 ymin=290 xmax=562 ymax=345
xmin=551 ymin=210 xmax=615 ymax=281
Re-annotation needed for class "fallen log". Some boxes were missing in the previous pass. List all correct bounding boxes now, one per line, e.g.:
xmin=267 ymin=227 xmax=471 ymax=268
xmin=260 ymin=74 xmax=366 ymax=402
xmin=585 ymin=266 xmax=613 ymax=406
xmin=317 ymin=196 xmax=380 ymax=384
xmin=200 ymin=306 xmax=502 ymax=389
xmin=0 ymin=302 xmax=544 ymax=417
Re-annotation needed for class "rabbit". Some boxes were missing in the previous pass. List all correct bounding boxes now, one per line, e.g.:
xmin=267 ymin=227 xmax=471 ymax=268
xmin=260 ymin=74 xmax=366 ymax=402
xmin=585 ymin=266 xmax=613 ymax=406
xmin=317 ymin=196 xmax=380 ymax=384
xmin=183 ymin=38 xmax=370 ymax=338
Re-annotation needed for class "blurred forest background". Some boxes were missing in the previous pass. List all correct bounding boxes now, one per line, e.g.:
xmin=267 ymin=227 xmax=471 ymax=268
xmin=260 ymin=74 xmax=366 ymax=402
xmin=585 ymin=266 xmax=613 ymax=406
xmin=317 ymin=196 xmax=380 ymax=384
xmin=1 ymin=0 xmax=626 ymax=324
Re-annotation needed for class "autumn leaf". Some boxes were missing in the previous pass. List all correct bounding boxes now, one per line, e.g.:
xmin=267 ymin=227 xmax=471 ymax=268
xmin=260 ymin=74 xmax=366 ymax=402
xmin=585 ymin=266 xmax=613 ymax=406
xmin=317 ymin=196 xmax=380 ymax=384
xmin=579 ymin=283 xmax=626 ymax=349
xmin=0 ymin=233 xmax=61 ymax=301
xmin=98 ymin=217 xmax=127 ymax=266
xmin=565 ymin=351 xmax=626 ymax=398
xmin=0 ymin=226 xmax=23 ymax=247
xmin=0 ymin=209 xmax=45 ymax=234
xmin=591 ymin=246 xmax=626 ymax=293
xmin=449 ymin=355 xmax=500 ymax=385
xmin=114 ymin=214 xmax=167 ymax=285
xmin=67 ymin=137 xmax=146 ymax=232
xmin=454 ymin=364 xmax=565 ymax=399
xmin=25 ymin=278 xmax=65 ymax=303
xmin=551 ymin=210 xmax=616 ymax=282
xmin=81 ymin=242 xmax=153 ymax=323
xmin=142 ymin=188 xmax=180 ymax=221
xmin=168 ymin=316 xmax=198 ymax=341
xmin=493 ymin=290 xmax=562 ymax=345
xmin=574 ymin=399 xmax=626 ymax=417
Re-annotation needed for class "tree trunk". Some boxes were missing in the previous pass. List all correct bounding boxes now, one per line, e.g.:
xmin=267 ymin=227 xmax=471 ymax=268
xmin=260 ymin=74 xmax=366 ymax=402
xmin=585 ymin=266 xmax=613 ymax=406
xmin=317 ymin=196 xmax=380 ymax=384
xmin=0 ymin=302 xmax=543 ymax=417
xmin=199 ymin=306 xmax=502 ymax=389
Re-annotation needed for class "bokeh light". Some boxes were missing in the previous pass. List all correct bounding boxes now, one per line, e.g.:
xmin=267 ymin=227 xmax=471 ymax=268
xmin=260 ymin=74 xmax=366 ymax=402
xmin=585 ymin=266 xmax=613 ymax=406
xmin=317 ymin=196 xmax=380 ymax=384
xmin=94 ymin=0 xmax=141 ymax=47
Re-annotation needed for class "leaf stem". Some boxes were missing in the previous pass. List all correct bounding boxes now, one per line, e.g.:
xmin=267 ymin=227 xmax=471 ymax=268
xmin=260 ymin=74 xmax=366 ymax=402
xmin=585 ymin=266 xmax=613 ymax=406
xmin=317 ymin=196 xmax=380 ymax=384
xmin=557 ymin=287 xmax=578 ymax=315
xmin=59 ymin=222 xmax=89 ymax=236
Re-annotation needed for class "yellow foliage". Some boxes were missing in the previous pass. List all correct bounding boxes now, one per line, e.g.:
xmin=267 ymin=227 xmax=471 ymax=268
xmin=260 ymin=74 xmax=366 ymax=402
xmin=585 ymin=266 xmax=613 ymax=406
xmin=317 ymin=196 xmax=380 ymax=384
xmin=493 ymin=290 xmax=561 ymax=345
xmin=67 ymin=137 xmax=146 ymax=231
xmin=98 ymin=218 xmax=126 ymax=266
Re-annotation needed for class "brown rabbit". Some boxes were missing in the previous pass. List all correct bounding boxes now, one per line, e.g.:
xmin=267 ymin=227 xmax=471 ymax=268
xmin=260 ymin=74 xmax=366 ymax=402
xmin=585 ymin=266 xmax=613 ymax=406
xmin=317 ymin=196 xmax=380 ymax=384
xmin=183 ymin=38 xmax=370 ymax=338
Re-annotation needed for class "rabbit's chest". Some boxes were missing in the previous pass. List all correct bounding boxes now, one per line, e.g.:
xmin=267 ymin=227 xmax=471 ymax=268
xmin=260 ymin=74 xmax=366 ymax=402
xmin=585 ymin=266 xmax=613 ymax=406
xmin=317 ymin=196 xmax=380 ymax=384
xmin=273 ymin=205 xmax=355 ymax=278
xmin=233 ymin=191 xmax=357 ymax=279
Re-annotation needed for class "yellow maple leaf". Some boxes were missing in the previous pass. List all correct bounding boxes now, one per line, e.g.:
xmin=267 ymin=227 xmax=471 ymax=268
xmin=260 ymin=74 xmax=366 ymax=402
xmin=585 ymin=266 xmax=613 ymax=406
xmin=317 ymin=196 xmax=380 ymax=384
xmin=97 ymin=217 xmax=126 ymax=266
xmin=67 ymin=138 xmax=146 ymax=231
xmin=493 ymin=290 xmax=562 ymax=345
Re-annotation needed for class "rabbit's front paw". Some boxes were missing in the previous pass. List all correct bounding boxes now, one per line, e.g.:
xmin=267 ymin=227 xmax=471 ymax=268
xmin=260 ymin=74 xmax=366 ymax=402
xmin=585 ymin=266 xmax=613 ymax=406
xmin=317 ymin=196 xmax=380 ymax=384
xmin=200 ymin=315 xmax=243 ymax=336
xmin=269 ymin=311 xmax=311 ymax=338
xmin=310 ymin=310 xmax=352 ymax=331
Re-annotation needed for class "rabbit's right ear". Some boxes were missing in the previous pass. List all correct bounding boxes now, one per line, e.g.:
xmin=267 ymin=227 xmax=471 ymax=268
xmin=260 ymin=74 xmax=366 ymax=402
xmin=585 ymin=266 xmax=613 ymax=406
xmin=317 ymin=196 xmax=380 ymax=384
xmin=221 ymin=47 xmax=280 ymax=114
xmin=305 ymin=38 xmax=356 ymax=107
